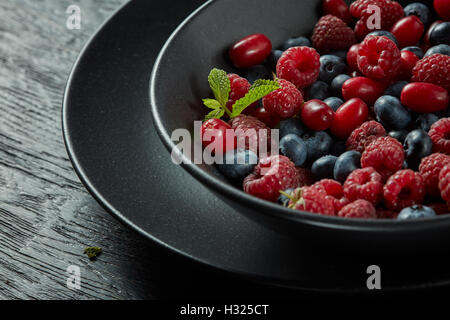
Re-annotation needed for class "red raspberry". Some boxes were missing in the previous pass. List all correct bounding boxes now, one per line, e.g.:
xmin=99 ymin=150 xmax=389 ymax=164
xmin=419 ymin=153 xmax=450 ymax=197
xmin=439 ymin=165 xmax=450 ymax=204
xmin=411 ymin=54 xmax=450 ymax=92
xmin=343 ymin=167 xmax=384 ymax=205
xmin=429 ymin=118 xmax=450 ymax=154
xmin=376 ymin=208 xmax=398 ymax=219
xmin=262 ymin=79 xmax=304 ymax=119
xmin=346 ymin=121 xmax=386 ymax=153
xmin=288 ymin=186 xmax=335 ymax=216
xmin=297 ymin=167 xmax=314 ymax=187
xmin=361 ymin=136 xmax=404 ymax=181
xmin=243 ymin=155 xmax=300 ymax=202
xmin=311 ymin=15 xmax=356 ymax=53
xmin=357 ymin=35 xmax=401 ymax=81
xmin=276 ymin=47 xmax=320 ymax=89
xmin=338 ymin=200 xmax=377 ymax=219
xmin=226 ymin=74 xmax=251 ymax=112
xmin=383 ymin=169 xmax=425 ymax=211
xmin=229 ymin=115 xmax=271 ymax=155
xmin=428 ymin=202 xmax=448 ymax=215
xmin=350 ymin=0 xmax=404 ymax=33
xmin=312 ymin=179 xmax=349 ymax=212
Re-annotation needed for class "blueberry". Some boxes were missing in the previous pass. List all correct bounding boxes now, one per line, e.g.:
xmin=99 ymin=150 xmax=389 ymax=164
xmin=319 ymin=55 xmax=347 ymax=83
xmin=330 ymin=51 xmax=347 ymax=60
xmin=277 ymin=188 xmax=294 ymax=206
xmin=367 ymin=31 xmax=398 ymax=46
xmin=279 ymin=118 xmax=306 ymax=139
xmin=388 ymin=130 xmax=408 ymax=144
xmin=333 ymin=151 xmax=361 ymax=183
xmin=282 ymin=36 xmax=311 ymax=50
xmin=397 ymin=205 xmax=436 ymax=220
xmin=383 ymin=81 xmax=408 ymax=99
xmin=279 ymin=134 xmax=308 ymax=166
xmin=217 ymin=149 xmax=258 ymax=179
xmin=306 ymin=81 xmax=330 ymax=100
xmin=312 ymin=155 xmax=338 ymax=180
xmin=415 ymin=113 xmax=439 ymax=132
xmin=374 ymin=95 xmax=412 ymax=130
xmin=302 ymin=131 xmax=333 ymax=163
xmin=401 ymin=46 xmax=424 ymax=59
xmin=330 ymin=74 xmax=351 ymax=98
xmin=330 ymin=140 xmax=346 ymax=157
xmin=404 ymin=2 xmax=431 ymax=25
xmin=430 ymin=22 xmax=450 ymax=46
xmin=425 ymin=44 xmax=450 ymax=57
xmin=324 ymin=97 xmax=344 ymax=112
xmin=404 ymin=129 xmax=432 ymax=170
xmin=245 ymin=65 xmax=272 ymax=84
xmin=268 ymin=50 xmax=284 ymax=70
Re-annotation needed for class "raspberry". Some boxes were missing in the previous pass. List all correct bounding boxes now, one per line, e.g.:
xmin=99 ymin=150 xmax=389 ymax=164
xmin=343 ymin=167 xmax=383 ymax=205
xmin=419 ymin=153 xmax=450 ymax=197
xmin=297 ymin=167 xmax=313 ymax=187
xmin=226 ymin=74 xmax=251 ymax=111
xmin=346 ymin=121 xmax=386 ymax=153
xmin=361 ymin=136 xmax=404 ymax=180
xmin=376 ymin=208 xmax=398 ymax=219
xmin=311 ymin=15 xmax=356 ymax=53
xmin=229 ymin=115 xmax=271 ymax=155
xmin=439 ymin=165 xmax=450 ymax=204
xmin=357 ymin=35 xmax=401 ymax=81
xmin=383 ymin=169 xmax=425 ymax=211
xmin=243 ymin=155 xmax=300 ymax=202
xmin=429 ymin=118 xmax=450 ymax=154
xmin=262 ymin=79 xmax=304 ymax=119
xmin=338 ymin=199 xmax=377 ymax=219
xmin=428 ymin=202 xmax=449 ymax=215
xmin=411 ymin=54 xmax=450 ymax=92
xmin=276 ymin=46 xmax=320 ymax=89
xmin=288 ymin=186 xmax=335 ymax=215
xmin=312 ymin=179 xmax=349 ymax=212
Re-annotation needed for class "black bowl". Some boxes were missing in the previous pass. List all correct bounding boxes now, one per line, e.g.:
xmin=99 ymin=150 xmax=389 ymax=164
xmin=150 ymin=0 xmax=450 ymax=250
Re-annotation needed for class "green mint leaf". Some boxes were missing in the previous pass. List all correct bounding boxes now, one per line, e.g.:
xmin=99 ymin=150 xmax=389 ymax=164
xmin=208 ymin=68 xmax=230 ymax=108
xmin=204 ymin=108 xmax=225 ymax=121
xmin=231 ymin=80 xmax=280 ymax=117
xmin=203 ymin=98 xmax=222 ymax=110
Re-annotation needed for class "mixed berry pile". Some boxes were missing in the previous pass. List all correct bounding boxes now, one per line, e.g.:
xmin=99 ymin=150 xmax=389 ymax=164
xmin=199 ymin=0 xmax=450 ymax=220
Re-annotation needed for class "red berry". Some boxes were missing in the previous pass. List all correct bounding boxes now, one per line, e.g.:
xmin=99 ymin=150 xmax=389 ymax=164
xmin=376 ymin=209 xmax=398 ymax=219
xmin=330 ymin=98 xmax=369 ymax=139
xmin=400 ymin=82 xmax=449 ymax=113
xmin=354 ymin=19 xmax=370 ymax=42
xmin=311 ymin=179 xmax=349 ymax=212
xmin=229 ymin=115 xmax=271 ymax=155
xmin=311 ymin=15 xmax=356 ymax=53
xmin=262 ymin=79 xmax=304 ymax=119
xmin=347 ymin=44 xmax=361 ymax=71
xmin=411 ymin=54 xmax=450 ymax=91
xmin=201 ymin=119 xmax=236 ymax=155
xmin=342 ymin=77 xmax=385 ymax=105
xmin=434 ymin=0 xmax=450 ymax=21
xmin=346 ymin=120 xmax=386 ymax=153
xmin=428 ymin=202 xmax=448 ymax=215
xmin=419 ymin=153 xmax=450 ymax=196
xmin=276 ymin=47 xmax=320 ymax=89
xmin=439 ymin=165 xmax=450 ymax=204
xmin=243 ymin=155 xmax=301 ymax=202
xmin=301 ymin=99 xmax=334 ymax=131
xmin=229 ymin=34 xmax=272 ymax=69
xmin=226 ymin=73 xmax=251 ymax=111
xmin=343 ymin=167 xmax=384 ymax=205
xmin=398 ymin=50 xmax=420 ymax=80
xmin=350 ymin=0 xmax=404 ymax=31
xmin=338 ymin=199 xmax=377 ymax=219
xmin=383 ymin=169 xmax=425 ymax=211
xmin=429 ymin=119 xmax=450 ymax=154
xmin=322 ymin=0 xmax=352 ymax=23
xmin=361 ymin=136 xmax=404 ymax=181
xmin=289 ymin=186 xmax=335 ymax=215
xmin=297 ymin=167 xmax=314 ymax=187
xmin=248 ymin=106 xmax=280 ymax=128
xmin=390 ymin=16 xmax=424 ymax=48
xmin=357 ymin=35 xmax=401 ymax=81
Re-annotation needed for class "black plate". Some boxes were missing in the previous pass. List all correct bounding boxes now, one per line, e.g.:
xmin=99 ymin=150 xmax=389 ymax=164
xmin=63 ymin=0 xmax=450 ymax=291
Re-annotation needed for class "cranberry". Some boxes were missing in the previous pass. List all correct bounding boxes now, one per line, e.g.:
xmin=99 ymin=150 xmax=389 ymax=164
xmin=330 ymin=98 xmax=369 ymax=139
xmin=301 ymin=99 xmax=334 ymax=131
xmin=249 ymin=106 xmax=280 ymax=128
xmin=201 ymin=118 xmax=236 ymax=154
xmin=434 ymin=0 xmax=450 ymax=21
xmin=398 ymin=50 xmax=420 ymax=79
xmin=229 ymin=34 xmax=272 ymax=69
xmin=322 ymin=0 xmax=352 ymax=23
xmin=401 ymin=82 xmax=449 ymax=113
xmin=342 ymin=77 xmax=385 ymax=105
xmin=390 ymin=16 xmax=424 ymax=48
xmin=346 ymin=44 xmax=360 ymax=72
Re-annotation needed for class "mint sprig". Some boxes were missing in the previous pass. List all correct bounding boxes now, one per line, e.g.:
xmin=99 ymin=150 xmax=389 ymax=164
xmin=203 ymin=68 xmax=280 ymax=121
